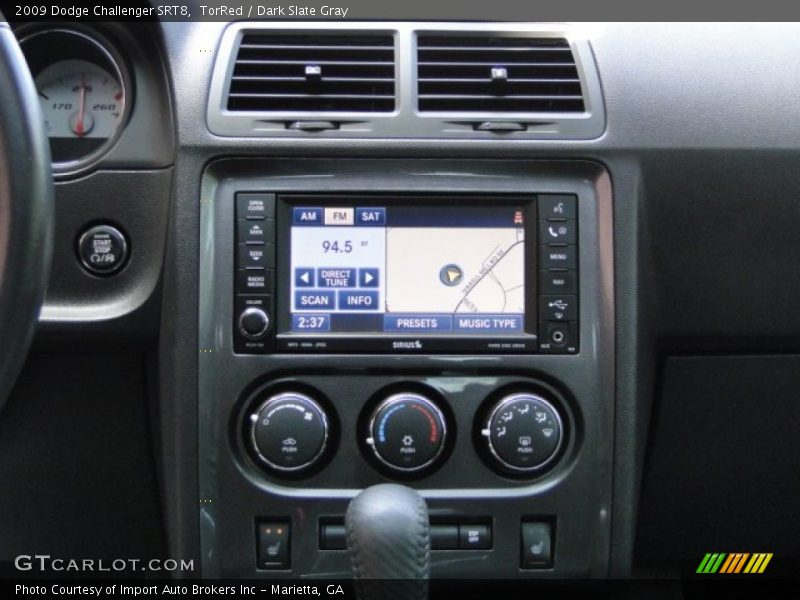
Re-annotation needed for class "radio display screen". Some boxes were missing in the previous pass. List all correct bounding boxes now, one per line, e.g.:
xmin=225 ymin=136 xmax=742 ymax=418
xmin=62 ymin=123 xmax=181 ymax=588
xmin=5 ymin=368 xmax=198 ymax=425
xmin=279 ymin=197 xmax=535 ymax=338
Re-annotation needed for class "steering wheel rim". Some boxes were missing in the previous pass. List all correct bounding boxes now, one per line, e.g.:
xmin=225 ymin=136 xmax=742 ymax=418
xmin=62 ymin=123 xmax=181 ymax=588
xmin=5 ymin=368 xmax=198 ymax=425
xmin=0 ymin=19 xmax=54 ymax=411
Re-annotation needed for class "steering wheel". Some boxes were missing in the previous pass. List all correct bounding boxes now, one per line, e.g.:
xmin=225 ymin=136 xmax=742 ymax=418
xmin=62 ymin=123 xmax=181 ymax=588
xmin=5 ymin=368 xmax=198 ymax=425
xmin=0 ymin=20 xmax=54 ymax=411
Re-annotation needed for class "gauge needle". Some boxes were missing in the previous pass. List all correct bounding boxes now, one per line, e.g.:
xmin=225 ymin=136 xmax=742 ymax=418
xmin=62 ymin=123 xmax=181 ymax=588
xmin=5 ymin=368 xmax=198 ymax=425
xmin=75 ymin=73 xmax=86 ymax=137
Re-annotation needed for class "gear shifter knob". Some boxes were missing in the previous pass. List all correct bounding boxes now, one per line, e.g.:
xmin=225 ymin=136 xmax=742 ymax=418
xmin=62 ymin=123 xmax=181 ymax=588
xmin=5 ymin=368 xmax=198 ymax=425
xmin=345 ymin=484 xmax=430 ymax=600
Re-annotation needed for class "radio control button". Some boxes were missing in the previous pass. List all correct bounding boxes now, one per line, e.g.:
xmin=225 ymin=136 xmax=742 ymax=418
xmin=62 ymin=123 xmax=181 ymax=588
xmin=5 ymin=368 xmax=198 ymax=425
xmin=295 ymin=268 xmax=315 ymax=287
xmin=238 ymin=244 xmax=275 ymax=269
xmin=237 ymin=269 xmax=274 ymax=294
xmin=239 ymin=307 xmax=271 ymax=339
xmin=338 ymin=290 xmax=378 ymax=310
xmin=295 ymin=291 xmax=336 ymax=310
xmin=293 ymin=207 xmax=323 ymax=225
xmin=359 ymin=268 xmax=380 ymax=287
xmin=540 ymin=245 xmax=576 ymax=269
xmin=318 ymin=267 xmax=356 ymax=288
xmin=355 ymin=208 xmax=386 ymax=226
xmin=237 ymin=219 xmax=273 ymax=245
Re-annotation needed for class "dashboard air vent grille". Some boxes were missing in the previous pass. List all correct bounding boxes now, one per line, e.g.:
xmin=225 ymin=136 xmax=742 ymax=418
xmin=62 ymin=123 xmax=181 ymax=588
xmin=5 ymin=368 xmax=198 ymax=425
xmin=417 ymin=35 xmax=584 ymax=113
xmin=227 ymin=33 xmax=396 ymax=112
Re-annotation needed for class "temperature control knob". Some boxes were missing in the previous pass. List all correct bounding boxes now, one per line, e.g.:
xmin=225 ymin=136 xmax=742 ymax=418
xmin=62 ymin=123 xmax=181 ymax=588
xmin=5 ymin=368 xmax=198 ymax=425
xmin=366 ymin=393 xmax=447 ymax=473
xmin=249 ymin=392 xmax=329 ymax=474
xmin=481 ymin=393 xmax=563 ymax=474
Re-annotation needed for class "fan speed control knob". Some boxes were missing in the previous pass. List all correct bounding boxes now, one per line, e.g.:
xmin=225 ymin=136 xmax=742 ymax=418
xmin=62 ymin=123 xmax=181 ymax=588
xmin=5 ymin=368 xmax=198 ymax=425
xmin=481 ymin=393 xmax=563 ymax=474
xmin=249 ymin=392 xmax=329 ymax=474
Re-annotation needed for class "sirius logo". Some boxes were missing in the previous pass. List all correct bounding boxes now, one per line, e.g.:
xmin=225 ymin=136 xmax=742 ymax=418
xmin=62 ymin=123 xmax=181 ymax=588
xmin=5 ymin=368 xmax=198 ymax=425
xmin=393 ymin=340 xmax=423 ymax=349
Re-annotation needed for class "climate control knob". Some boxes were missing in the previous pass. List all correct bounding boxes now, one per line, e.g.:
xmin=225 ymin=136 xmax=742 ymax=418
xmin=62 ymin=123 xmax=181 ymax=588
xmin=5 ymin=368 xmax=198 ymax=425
xmin=481 ymin=393 xmax=563 ymax=474
xmin=366 ymin=393 xmax=447 ymax=473
xmin=249 ymin=392 xmax=329 ymax=474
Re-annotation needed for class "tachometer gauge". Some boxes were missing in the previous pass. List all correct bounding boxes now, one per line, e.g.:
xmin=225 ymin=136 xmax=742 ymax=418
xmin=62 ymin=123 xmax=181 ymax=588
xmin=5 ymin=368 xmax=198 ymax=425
xmin=19 ymin=28 xmax=132 ymax=176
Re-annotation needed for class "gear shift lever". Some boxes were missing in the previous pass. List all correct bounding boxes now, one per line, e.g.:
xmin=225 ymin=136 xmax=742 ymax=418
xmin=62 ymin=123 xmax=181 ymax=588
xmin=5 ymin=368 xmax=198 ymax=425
xmin=345 ymin=484 xmax=430 ymax=600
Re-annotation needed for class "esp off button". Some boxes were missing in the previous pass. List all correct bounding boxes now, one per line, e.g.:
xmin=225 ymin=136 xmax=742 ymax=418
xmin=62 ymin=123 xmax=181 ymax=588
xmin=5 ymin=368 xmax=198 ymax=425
xmin=78 ymin=224 xmax=128 ymax=276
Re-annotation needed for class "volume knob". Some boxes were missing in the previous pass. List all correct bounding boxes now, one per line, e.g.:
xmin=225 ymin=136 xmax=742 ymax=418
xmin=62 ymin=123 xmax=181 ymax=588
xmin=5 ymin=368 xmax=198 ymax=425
xmin=239 ymin=307 xmax=270 ymax=339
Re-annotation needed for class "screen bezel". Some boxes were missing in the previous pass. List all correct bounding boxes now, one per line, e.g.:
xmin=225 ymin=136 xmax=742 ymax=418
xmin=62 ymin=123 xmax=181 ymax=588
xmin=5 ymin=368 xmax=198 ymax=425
xmin=275 ymin=194 xmax=538 ymax=353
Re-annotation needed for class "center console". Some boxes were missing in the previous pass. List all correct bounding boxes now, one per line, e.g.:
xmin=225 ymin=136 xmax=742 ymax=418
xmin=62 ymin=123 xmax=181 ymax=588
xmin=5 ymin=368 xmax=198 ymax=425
xmin=198 ymin=158 xmax=614 ymax=578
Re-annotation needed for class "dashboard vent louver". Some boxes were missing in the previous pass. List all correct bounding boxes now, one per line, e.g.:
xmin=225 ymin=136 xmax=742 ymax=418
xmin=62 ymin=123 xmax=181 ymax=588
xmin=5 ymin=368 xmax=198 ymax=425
xmin=416 ymin=35 xmax=585 ymax=113
xmin=227 ymin=33 xmax=396 ymax=113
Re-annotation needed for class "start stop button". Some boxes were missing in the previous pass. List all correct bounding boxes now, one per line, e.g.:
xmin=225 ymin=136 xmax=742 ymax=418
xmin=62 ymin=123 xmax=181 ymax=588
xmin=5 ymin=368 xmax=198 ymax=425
xmin=77 ymin=224 xmax=128 ymax=276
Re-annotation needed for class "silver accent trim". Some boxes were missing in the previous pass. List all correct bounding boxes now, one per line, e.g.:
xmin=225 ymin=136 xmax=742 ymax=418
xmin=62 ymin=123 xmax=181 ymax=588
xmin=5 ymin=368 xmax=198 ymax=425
xmin=207 ymin=22 xmax=604 ymax=140
xmin=238 ymin=306 xmax=270 ymax=339
xmin=366 ymin=393 xmax=447 ymax=473
xmin=483 ymin=393 xmax=564 ymax=473
xmin=249 ymin=392 xmax=330 ymax=473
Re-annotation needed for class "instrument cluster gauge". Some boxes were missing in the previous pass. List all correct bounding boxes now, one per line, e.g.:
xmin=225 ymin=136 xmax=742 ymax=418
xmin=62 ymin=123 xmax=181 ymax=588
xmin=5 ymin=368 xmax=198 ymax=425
xmin=18 ymin=27 xmax=133 ymax=177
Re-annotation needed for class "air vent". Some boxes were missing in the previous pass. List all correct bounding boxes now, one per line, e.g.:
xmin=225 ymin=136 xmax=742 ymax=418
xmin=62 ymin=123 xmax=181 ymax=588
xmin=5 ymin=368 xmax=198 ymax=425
xmin=417 ymin=35 xmax=585 ymax=113
xmin=227 ymin=33 xmax=396 ymax=113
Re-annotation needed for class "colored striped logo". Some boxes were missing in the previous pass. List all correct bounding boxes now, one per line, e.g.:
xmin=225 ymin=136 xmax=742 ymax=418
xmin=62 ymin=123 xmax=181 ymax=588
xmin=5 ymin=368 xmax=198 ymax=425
xmin=696 ymin=553 xmax=773 ymax=574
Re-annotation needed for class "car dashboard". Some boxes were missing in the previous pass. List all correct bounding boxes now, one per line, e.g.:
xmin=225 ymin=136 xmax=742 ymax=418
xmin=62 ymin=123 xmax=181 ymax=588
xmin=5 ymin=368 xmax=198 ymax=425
xmin=1 ymin=13 xmax=799 ymax=594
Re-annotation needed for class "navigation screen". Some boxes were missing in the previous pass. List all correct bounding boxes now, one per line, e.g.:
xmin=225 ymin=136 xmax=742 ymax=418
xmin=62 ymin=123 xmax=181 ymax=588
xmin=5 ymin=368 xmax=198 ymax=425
xmin=285 ymin=200 xmax=530 ymax=336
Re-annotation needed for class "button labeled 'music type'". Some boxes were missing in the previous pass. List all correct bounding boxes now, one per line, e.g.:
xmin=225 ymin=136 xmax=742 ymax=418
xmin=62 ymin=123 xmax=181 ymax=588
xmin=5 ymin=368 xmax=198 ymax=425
xmin=454 ymin=315 xmax=523 ymax=333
